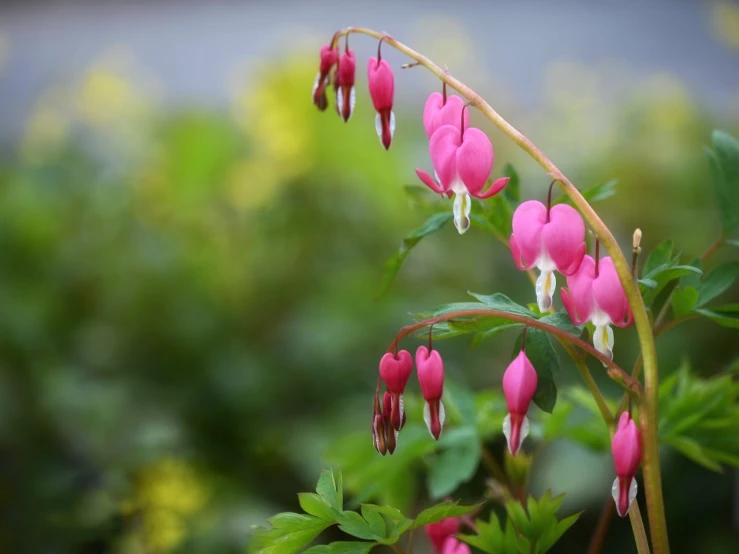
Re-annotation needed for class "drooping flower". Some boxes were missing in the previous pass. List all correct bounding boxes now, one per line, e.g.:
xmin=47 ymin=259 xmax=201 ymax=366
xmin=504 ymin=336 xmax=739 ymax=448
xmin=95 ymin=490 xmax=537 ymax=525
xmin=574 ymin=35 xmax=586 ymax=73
xmin=371 ymin=388 xmax=388 ymax=456
xmin=367 ymin=41 xmax=395 ymax=150
xmin=416 ymin=120 xmax=509 ymax=234
xmin=560 ymin=253 xmax=633 ymax=359
xmin=379 ymin=350 xmax=412 ymax=431
xmin=335 ymin=47 xmax=356 ymax=123
xmin=510 ymin=199 xmax=586 ymax=312
xmin=425 ymin=517 xmax=460 ymax=553
xmin=312 ymin=44 xmax=338 ymax=111
xmin=502 ymin=350 xmax=538 ymax=455
xmin=382 ymin=391 xmax=398 ymax=454
xmin=611 ymin=412 xmax=642 ymax=518
xmin=422 ymin=87 xmax=469 ymax=139
xmin=415 ymin=345 xmax=445 ymax=439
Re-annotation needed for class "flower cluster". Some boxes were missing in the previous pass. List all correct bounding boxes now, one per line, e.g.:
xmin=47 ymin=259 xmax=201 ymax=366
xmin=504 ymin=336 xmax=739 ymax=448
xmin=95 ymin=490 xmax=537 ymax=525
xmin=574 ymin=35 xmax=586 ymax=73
xmin=312 ymin=36 xmax=395 ymax=149
xmin=373 ymin=343 xmax=446 ymax=454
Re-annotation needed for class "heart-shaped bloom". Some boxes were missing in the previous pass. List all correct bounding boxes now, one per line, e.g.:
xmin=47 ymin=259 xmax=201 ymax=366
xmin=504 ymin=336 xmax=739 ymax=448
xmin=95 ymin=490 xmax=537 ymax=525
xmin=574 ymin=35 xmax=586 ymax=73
xmin=611 ymin=412 xmax=642 ymax=517
xmin=415 ymin=345 xmax=445 ymax=440
xmin=425 ymin=518 xmax=460 ymax=552
xmin=502 ymin=350 xmax=538 ymax=455
xmin=423 ymin=91 xmax=469 ymax=138
xmin=312 ymin=45 xmax=338 ymax=111
xmin=561 ymin=255 xmax=633 ymax=359
xmin=367 ymin=55 xmax=395 ymax=149
xmin=416 ymin=124 xmax=509 ymax=234
xmin=510 ymin=200 xmax=586 ymax=312
xmin=335 ymin=49 xmax=356 ymax=122
xmin=379 ymin=350 xmax=412 ymax=431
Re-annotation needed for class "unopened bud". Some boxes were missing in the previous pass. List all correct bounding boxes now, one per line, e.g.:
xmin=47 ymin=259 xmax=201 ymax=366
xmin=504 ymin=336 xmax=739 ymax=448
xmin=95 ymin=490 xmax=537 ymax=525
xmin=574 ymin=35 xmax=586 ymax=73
xmin=633 ymin=228 xmax=642 ymax=253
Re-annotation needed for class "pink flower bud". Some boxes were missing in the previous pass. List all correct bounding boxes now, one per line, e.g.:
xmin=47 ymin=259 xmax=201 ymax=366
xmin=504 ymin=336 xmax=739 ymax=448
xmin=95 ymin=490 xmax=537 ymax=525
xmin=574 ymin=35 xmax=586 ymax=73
xmin=367 ymin=57 xmax=395 ymax=150
xmin=423 ymin=92 xmax=469 ymax=138
xmin=510 ymin=200 xmax=586 ymax=312
xmin=611 ymin=412 xmax=642 ymax=517
xmin=379 ymin=350 xmax=412 ymax=431
xmin=335 ymin=50 xmax=356 ymax=123
xmin=502 ymin=351 xmax=538 ymax=455
xmin=382 ymin=391 xmax=399 ymax=453
xmin=561 ymin=255 xmax=633 ymax=359
xmin=416 ymin=345 xmax=445 ymax=440
xmin=425 ymin=517 xmax=460 ymax=552
xmin=416 ymin=124 xmax=508 ymax=234
xmin=312 ymin=45 xmax=338 ymax=111
xmin=441 ymin=538 xmax=470 ymax=554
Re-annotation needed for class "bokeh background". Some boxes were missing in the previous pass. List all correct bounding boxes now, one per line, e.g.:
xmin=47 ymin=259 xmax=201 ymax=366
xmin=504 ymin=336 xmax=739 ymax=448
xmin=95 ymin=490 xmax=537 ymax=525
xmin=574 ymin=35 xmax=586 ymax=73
xmin=1 ymin=0 xmax=739 ymax=553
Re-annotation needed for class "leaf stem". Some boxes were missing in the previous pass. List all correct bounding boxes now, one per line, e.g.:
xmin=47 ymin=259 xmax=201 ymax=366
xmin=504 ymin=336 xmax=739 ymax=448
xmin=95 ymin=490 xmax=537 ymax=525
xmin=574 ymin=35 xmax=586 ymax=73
xmin=338 ymin=27 xmax=665 ymax=553
xmin=387 ymin=308 xmax=641 ymax=392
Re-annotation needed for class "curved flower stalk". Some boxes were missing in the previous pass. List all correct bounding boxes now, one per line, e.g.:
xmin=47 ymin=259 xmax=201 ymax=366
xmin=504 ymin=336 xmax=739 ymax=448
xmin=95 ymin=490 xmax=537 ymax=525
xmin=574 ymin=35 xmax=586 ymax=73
xmin=561 ymin=252 xmax=633 ymax=360
xmin=510 ymin=195 xmax=586 ymax=312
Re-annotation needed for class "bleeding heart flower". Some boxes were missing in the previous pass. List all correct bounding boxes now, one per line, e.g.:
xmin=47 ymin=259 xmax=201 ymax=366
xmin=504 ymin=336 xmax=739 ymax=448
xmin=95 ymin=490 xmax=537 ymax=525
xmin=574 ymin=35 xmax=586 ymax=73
xmin=502 ymin=350 xmax=538 ymax=455
xmin=415 ymin=345 xmax=445 ymax=440
xmin=367 ymin=41 xmax=395 ymax=150
xmin=561 ymin=253 xmax=633 ymax=359
xmin=371 ymin=388 xmax=388 ymax=456
xmin=416 ymin=120 xmax=509 ymax=234
xmin=425 ymin=518 xmax=460 ymax=552
xmin=440 ymin=538 xmax=470 ymax=554
xmin=611 ymin=412 xmax=642 ymax=518
xmin=510 ymin=199 xmax=586 ymax=312
xmin=382 ymin=391 xmax=398 ymax=454
xmin=379 ymin=350 xmax=412 ymax=431
xmin=312 ymin=44 xmax=338 ymax=111
xmin=423 ymin=88 xmax=469 ymax=138
xmin=335 ymin=48 xmax=356 ymax=123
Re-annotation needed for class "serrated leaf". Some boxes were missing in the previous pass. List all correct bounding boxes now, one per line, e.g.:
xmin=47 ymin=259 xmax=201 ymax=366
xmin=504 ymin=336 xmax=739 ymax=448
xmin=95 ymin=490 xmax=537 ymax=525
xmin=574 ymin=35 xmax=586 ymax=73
xmin=671 ymin=287 xmax=699 ymax=318
xmin=706 ymin=130 xmax=739 ymax=235
xmin=299 ymin=493 xmax=338 ymax=521
xmin=642 ymin=240 xmax=674 ymax=277
xmin=316 ymin=469 xmax=343 ymax=511
xmin=458 ymin=512 xmax=529 ymax=554
xmin=696 ymin=304 xmax=739 ymax=328
xmin=360 ymin=505 xmax=412 ymax=542
xmin=251 ymin=513 xmax=332 ymax=554
xmin=377 ymin=212 xmax=453 ymax=297
xmin=467 ymin=291 xmax=539 ymax=318
xmin=504 ymin=493 xmax=580 ymax=553
xmin=412 ymin=502 xmax=483 ymax=528
xmin=695 ymin=262 xmax=739 ymax=307
xmin=303 ymin=542 xmax=376 ymax=554
xmin=512 ymin=329 xmax=558 ymax=413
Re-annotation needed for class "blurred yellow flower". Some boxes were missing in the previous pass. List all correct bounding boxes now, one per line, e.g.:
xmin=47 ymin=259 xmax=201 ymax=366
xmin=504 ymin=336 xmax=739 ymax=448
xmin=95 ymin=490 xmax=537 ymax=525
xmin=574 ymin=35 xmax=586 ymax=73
xmin=711 ymin=1 xmax=739 ymax=49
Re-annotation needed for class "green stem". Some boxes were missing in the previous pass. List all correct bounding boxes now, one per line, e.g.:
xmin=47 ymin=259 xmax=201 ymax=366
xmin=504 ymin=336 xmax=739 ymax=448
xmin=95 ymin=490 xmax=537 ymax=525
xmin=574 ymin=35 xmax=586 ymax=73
xmin=337 ymin=27 xmax=666 ymax=553
xmin=387 ymin=308 xmax=640 ymax=392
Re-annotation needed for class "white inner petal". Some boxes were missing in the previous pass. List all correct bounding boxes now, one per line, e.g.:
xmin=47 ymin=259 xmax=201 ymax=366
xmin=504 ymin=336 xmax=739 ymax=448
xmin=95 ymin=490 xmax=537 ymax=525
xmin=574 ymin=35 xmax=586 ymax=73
xmin=453 ymin=191 xmax=471 ymax=234
xmin=536 ymin=247 xmax=556 ymax=273
xmin=389 ymin=111 xmax=396 ymax=136
xmin=349 ymin=86 xmax=356 ymax=118
xmin=593 ymin=324 xmax=614 ymax=361
xmin=535 ymin=270 xmax=556 ymax=312
xmin=423 ymin=402 xmax=431 ymax=436
xmin=611 ymin=477 xmax=620 ymax=514
xmin=611 ymin=476 xmax=638 ymax=517
xmin=438 ymin=400 xmax=446 ymax=430
xmin=312 ymin=73 xmax=321 ymax=97
xmin=520 ymin=415 xmax=530 ymax=446
xmin=336 ymin=88 xmax=344 ymax=111
xmin=502 ymin=413 xmax=511 ymax=447
xmin=375 ymin=113 xmax=383 ymax=138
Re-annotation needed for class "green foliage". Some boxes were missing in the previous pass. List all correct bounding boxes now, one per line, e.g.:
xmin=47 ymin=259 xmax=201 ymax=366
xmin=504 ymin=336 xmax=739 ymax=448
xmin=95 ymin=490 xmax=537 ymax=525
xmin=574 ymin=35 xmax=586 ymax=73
xmin=705 ymin=130 xmax=739 ymax=236
xmin=541 ymin=387 xmax=614 ymax=452
xmin=512 ymin=329 xmax=559 ymax=414
xmin=412 ymin=501 xmax=483 ymax=528
xmin=638 ymin=240 xmax=702 ymax=306
xmin=659 ymin=362 xmax=739 ymax=471
xmin=668 ymin=260 xmax=739 ymax=326
xmin=555 ymin=179 xmax=618 ymax=205
xmin=458 ymin=492 xmax=580 ymax=554
xmin=695 ymin=304 xmax=739 ymax=328
xmin=378 ymin=212 xmax=454 ymax=297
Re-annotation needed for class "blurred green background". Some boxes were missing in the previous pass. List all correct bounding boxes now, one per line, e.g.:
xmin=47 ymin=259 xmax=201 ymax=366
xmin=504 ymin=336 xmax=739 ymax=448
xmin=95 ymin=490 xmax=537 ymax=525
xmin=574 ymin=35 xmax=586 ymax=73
xmin=1 ymin=1 xmax=739 ymax=553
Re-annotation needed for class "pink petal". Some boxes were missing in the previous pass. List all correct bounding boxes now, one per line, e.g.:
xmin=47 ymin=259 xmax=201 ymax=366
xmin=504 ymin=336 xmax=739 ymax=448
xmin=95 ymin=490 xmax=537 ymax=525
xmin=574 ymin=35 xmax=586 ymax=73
xmin=415 ymin=346 xmax=444 ymax=401
xmin=379 ymin=350 xmax=413 ymax=393
xmin=510 ymin=235 xmax=536 ymax=271
xmin=472 ymin=176 xmax=508 ymax=199
xmin=612 ymin=412 xmax=642 ymax=478
xmin=416 ymin=169 xmax=446 ymax=195
xmin=425 ymin=518 xmax=460 ymax=552
xmin=424 ymin=94 xmax=469 ymax=138
xmin=423 ymin=92 xmax=444 ymax=138
xmin=319 ymin=45 xmax=338 ymax=73
xmin=511 ymin=201 xmax=547 ymax=268
xmin=565 ymin=255 xmax=597 ymax=322
xmin=429 ymin=125 xmax=462 ymax=190
xmin=560 ymin=288 xmax=585 ymax=326
xmin=502 ymin=351 xmax=538 ymax=414
xmin=593 ymin=257 xmax=629 ymax=325
xmin=456 ymin=128 xmax=493 ymax=195
xmin=542 ymin=204 xmax=586 ymax=274
xmin=441 ymin=537 xmax=471 ymax=554
xmin=367 ymin=58 xmax=394 ymax=112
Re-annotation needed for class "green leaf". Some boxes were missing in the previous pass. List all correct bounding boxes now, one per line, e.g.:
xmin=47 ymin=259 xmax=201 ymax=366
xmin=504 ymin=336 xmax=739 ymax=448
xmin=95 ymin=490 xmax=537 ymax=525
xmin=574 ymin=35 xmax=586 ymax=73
xmin=468 ymin=291 xmax=538 ymax=318
xmin=377 ymin=212 xmax=453 ymax=297
xmin=642 ymin=240 xmax=674 ymax=277
xmin=360 ymin=505 xmax=387 ymax=538
xmin=505 ymin=492 xmax=581 ymax=553
xmin=299 ymin=493 xmax=338 ymax=521
xmin=427 ymin=428 xmax=482 ymax=499
xmin=412 ymin=501 xmax=483 ymax=528
xmin=481 ymin=194 xmax=513 ymax=238
xmin=555 ymin=179 xmax=617 ymax=205
xmin=665 ymin=436 xmax=723 ymax=472
xmin=695 ymin=262 xmax=739 ymax=307
xmin=458 ymin=514 xmax=528 ymax=554
xmin=706 ymin=130 xmax=739 ymax=235
xmin=316 ymin=469 xmax=343 ymax=512
xmin=471 ymin=323 xmax=523 ymax=347
xmin=539 ymin=311 xmax=582 ymax=336
xmin=640 ymin=262 xmax=702 ymax=305
xmin=512 ymin=328 xmax=558 ymax=413
xmin=696 ymin=304 xmax=739 ymax=328
xmin=502 ymin=164 xmax=520 ymax=203
xmin=336 ymin=511 xmax=383 ymax=541
xmin=671 ymin=287 xmax=699 ymax=318
xmin=251 ymin=513 xmax=332 ymax=554
xmin=360 ymin=505 xmax=412 ymax=542
xmin=303 ymin=542 xmax=376 ymax=554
